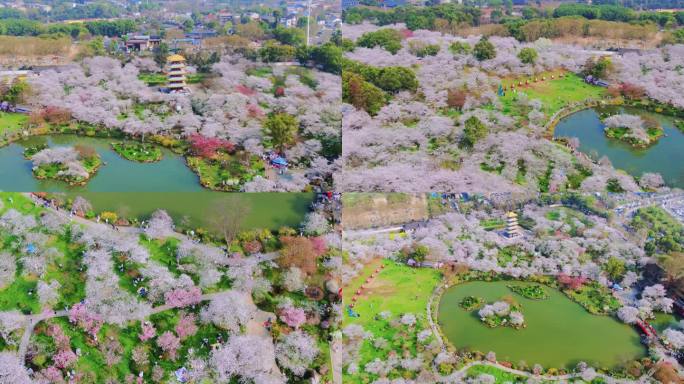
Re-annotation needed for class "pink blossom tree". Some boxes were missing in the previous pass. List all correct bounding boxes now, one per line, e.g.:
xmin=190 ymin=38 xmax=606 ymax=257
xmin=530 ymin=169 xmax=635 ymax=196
xmin=157 ymin=331 xmax=181 ymax=360
xmin=48 ymin=324 xmax=71 ymax=351
xmin=280 ymin=306 xmax=306 ymax=329
xmin=139 ymin=322 xmax=156 ymax=341
xmin=175 ymin=313 xmax=198 ymax=340
xmin=310 ymin=236 xmax=328 ymax=257
xmin=68 ymin=302 xmax=103 ymax=336
xmin=164 ymin=286 xmax=202 ymax=308
xmin=53 ymin=349 xmax=78 ymax=369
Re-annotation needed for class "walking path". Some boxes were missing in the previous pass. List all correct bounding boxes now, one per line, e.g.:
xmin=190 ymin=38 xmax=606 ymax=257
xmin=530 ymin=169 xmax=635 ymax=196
xmin=426 ymin=282 xmax=446 ymax=352
xmin=330 ymin=337 xmax=343 ymax=384
xmin=443 ymin=360 xmax=658 ymax=383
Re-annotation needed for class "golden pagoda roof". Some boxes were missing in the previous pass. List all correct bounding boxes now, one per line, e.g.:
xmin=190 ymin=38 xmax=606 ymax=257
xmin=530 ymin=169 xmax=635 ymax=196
xmin=506 ymin=211 xmax=518 ymax=218
xmin=167 ymin=54 xmax=186 ymax=62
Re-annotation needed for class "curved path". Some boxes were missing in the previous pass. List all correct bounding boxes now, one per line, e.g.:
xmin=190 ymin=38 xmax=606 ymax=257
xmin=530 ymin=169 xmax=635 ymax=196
xmin=426 ymin=282 xmax=446 ymax=352
xmin=444 ymin=361 xmax=642 ymax=384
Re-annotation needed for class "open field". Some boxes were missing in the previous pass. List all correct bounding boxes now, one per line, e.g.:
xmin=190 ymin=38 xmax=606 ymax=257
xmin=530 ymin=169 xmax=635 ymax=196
xmin=342 ymin=259 xmax=442 ymax=329
xmin=343 ymin=259 xmax=443 ymax=383
xmin=500 ymin=73 xmax=608 ymax=122
xmin=0 ymin=113 xmax=28 ymax=136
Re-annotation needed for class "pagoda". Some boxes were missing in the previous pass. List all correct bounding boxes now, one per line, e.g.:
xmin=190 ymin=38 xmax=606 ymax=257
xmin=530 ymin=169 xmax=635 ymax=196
xmin=505 ymin=211 xmax=521 ymax=238
xmin=166 ymin=54 xmax=187 ymax=92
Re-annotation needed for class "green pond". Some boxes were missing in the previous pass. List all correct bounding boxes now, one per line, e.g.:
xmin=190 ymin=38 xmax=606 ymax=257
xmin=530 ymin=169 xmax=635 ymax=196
xmin=437 ymin=281 xmax=645 ymax=369
xmin=58 ymin=192 xmax=314 ymax=231
xmin=554 ymin=107 xmax=684 ymax=188
xmin=0 ymin=135 xmax=202 ymax=192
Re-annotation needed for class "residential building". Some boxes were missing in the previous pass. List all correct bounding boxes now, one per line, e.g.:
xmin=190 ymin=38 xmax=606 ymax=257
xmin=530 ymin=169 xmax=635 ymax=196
xmin=124 ymin=34 xmax=161 ymax=51
xmin=342 ymin=0 xmax=359 ymax=9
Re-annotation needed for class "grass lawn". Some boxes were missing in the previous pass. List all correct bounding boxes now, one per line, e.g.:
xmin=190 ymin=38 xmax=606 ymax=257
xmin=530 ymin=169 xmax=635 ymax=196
xmin=500 ymin=73 xmax=607 ymax=122
xmin=186 ymin=73 xmax=206 ymax=84
xmin=0 ymin=275 xmax=40 ymax=314
xmin=545 ymin=207 xmax=593 ymax=236
xmin=0 ymin=112 xmax=27 ymax=136
xmin=246 ymin=67 xmax=273 ymax=78
xmin=343 ymin=259 xmax=442 ymax=331
xmin=497 ymin=245 xmax=533 ymax=268
xmin=141 ymin=236 xmax=182 ymax=277
xmin=343 ymin=259 xmax=442 ymax=383
xmin=0 ymin=194 xmax=48 ymax=314
xmin=563 ymin=281 xmax=621 ymax=315
xmin=481 ymin=218 xmax=506 ymax=231
xmin=138 ymin=73 xmax=167 ymax=86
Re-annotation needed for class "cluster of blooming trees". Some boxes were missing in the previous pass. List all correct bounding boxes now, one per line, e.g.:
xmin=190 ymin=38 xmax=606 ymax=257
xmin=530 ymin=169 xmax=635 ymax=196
xmin=0 ymin=194 xmax=340 ymax=382
xmin=343 ymin=201 xmax=651 ymax=287
xmin=615 ymin=46 xmax=684 ymax=109
xmin=339 ymin=22 xmax=679 ymax=193
xmin=26 ymin=54 xmax=341 ymax=191
xmin=341 ymin=310 xmax=446 ymax=383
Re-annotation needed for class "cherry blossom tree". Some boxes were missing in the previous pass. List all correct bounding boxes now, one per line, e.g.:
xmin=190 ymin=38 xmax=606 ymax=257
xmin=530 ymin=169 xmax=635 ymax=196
xmin=617 ymin=306 xmax=640 ymax=324
xmin=144 ymin=210 xmax=174 ymax=240
xmin=53 ymin=348 xmax=78 ymax=369
xmin=68 ymin=302 xmax=103 ymax=336
xmin=139 ymin=322 xmax=156 ymax=341
xmin=210 ymin=335 xmax=284 ymax=383
xmin=281 ymin=267 xmax=305 ymax=292
xmin=279 ymin=306 xmax=306 ymax=329
xmin=275 ymin=330 xmax=319 ymax=377
xmin=301 ymin=212 xmax=330 ymax=236
xmin=157 ymin=331 xmax=181 ymax=360
xmin=0 ymin=253 xmax=16 ymax=289
xmin=200 ymin=291 xmax=256 ymax=333
xmin=175 ymin=312 xmax=198 ymax=340
xmin=164 ymin=286 xmax=202 ymax=308
xmin=0 ymin=352 xmax=32 ymax=384
xmin=663 ymin=328 xmax=684 ymax=350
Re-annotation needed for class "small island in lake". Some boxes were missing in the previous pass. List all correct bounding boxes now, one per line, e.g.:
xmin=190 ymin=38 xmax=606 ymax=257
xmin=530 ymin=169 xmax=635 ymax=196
xmin=603 ymin=113 xmax=663 ymax=148
xmin=31 ymin=145 xmax=101 ymax=185
xmin=478 ymin=299 xmax=526 ymax=329
xmin=111 ymin=142 xmax=162 ymax=162
xmin=460 ymin=295 xmax=485 ymax=310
